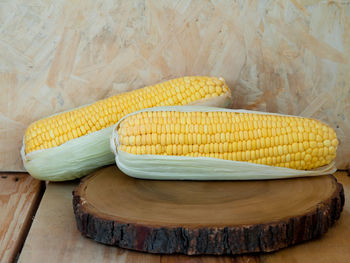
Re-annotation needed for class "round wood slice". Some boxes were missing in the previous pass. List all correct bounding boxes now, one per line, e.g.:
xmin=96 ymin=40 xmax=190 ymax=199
xmin=73 ymin=166 xmax=344 ymax=255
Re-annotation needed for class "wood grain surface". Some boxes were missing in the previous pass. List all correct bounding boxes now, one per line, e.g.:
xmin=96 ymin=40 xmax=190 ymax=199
xmin=0 ymin=0 xmax=349 ymax=172
xmin=19 ymin=170 xmax=350 ymax=262
xmin=0 ymin=173 xmax=44 ymax=263
xmin=73 ymin=166 xmax=344 ymax=255
xmin=260 ymin=171 xmax=350 ymax=263
xmin=18 ymin=178 xmax=258 ymax=263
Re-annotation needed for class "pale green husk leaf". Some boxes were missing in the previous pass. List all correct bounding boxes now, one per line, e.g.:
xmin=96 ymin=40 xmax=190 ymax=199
xmin=111 ymin=106 xmax=337 ymax=180
xmin=21 ymin=126 xmax=115 ymax=181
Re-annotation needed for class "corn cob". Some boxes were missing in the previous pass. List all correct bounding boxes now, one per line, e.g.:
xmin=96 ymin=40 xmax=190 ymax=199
xmin=111 ymin=106 xmax=338 ymax=180
xmin=21 ymin=77 xmax=231 ymax=181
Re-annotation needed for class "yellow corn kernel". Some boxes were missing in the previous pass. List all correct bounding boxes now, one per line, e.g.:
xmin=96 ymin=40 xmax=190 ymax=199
xmin=24 ymin=76 xmax=229 ymax=154
xmin=117 ymin=110 xmax=338 ymax=170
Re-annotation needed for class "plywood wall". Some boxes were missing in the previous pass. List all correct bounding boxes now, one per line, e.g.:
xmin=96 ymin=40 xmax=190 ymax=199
xmin=1 ymin=0 xmax=349 ymax=171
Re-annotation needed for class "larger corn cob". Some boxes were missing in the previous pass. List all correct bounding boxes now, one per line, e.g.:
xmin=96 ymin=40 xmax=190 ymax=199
xmin=112 ymin=106 xmax=338 ymax=180
xmin=22 ymin=77 xmax=231 ymax=181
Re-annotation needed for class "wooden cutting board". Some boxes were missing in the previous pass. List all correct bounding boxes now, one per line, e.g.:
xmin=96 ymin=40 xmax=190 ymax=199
xmin=73 ymin=166 xmax=344 ymax=256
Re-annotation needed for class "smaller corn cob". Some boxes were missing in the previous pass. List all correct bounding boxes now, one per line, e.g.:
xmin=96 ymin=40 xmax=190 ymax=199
xmin=111 ymin=106 xmax=338 ymax=180
xmin=22 ymin=77 xmax=231 ymax=181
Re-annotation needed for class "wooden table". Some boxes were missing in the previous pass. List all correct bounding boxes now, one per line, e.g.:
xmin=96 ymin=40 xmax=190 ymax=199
xmin=1 ymin=170 xmax=349 ymax=263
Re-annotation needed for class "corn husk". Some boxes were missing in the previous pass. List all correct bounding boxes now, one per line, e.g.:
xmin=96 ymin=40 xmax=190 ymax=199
xmin=111 ymin=106 xmax=337 ymax=180
xmin=21 ymin=126 xmax=115 ymax=181
xmin=21 ymin=92 xmax=231 ymax=181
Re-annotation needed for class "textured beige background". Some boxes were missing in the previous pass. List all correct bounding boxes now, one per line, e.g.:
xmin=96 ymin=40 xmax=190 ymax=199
xmin=0 ymin=0 xmax=349 ymax=171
